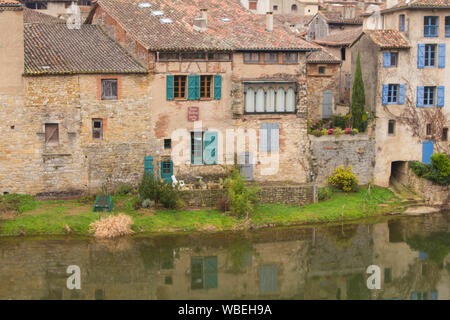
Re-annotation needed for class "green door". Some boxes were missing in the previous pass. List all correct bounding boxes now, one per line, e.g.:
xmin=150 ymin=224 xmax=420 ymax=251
xmin=160 ymin=161 xmax=173 ymax=184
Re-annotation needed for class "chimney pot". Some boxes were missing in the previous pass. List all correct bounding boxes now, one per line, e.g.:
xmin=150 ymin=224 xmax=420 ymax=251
xmin=266 ymin=11 xmax=273 ymax=32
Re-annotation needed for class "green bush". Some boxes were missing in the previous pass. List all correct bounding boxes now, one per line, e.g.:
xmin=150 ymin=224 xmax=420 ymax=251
xmin=138 ymin=172 xmax=158 ymax=202
xmin=327 ymin=166 xmax=359 ymax=192
xmin=409 ymin=153 xmax=450 ymax=185
xmin=138 ymin=173 xmax=182 ymax=209
xmin=159 ymin=183 xmax=183 ymax=209
xmin=331 ymin=115 xmax=350 ymax=130
xmin=224 ymin=170 xmax=260 ymax=219
xmin=115 ymin=183 xmax=133 ymax=196
xmin=318 ymin=187 xmax=333 ymax=201
xmin=409 ymin=161 xmax=431 ymax=177
xmin=0 ymin=194 xmax=37 ymax=214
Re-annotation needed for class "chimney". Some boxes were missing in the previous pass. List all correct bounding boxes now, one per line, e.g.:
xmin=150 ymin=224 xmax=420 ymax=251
xmin=193 ymin=9 xmax=208 ymax=32
xmin=266 ymin=12 xmax=273 ymax=32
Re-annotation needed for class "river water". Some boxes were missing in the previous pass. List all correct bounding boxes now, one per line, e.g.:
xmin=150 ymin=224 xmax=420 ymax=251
xmin=0 ymin=213 xmax=448 ymax=300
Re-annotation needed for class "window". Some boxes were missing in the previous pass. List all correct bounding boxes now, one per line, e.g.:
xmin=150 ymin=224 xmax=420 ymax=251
xmin=164 ymin=139 xmax=171 ymax=149
xmin=260 ymin=123 xmax=279 ymax=152
xmin=388 ymin=84 xmax=399 ymax=103
xmin=291 ymin=4 xmax=297 ymax=12
xmin=191 ymin=257 xmax=218 ymax=290
xmin=424 ymin=16 xmax=438 ymax=37
xmin=249 ymin=0 xmax=257 ymax=10
xmin=273 ymin=5 xmax=278 ymax=11
xmin=264 ymin=52 xmax=278 ymax=63
xmin=425 ymin=44 xmax=436 ymax=67
xmin=424 ymin=86 xmax=436 ymax=106
xmin=45 ymin=123 xmax=59 ymax=144
xmin=340 ymin=47 xmax=346 ymax=61
xmin=318 ymin=66 xmax=326 ymax=74
xmin=383 ymin=52 xmax=398 ymax=67
xmin=399 ymin=14 xmax=405 ymax=32
xmin=25 ymin=2 xmax=47 ymax=9
xmin=101 ymin=79 xmax=118 ymax=100
xmin=174 ymin=75 xmax=187 ymax=99
xmin=426 ymin=123 xmax=432 ymax=136
xmin=388 ymin=120 xmax=396 ymax=136
xmin=384 ymin=268 xmax=392 ymax=283
xmin=77 ymin=0 xmax=91 ymax=5
xmin=283 ymin=52 xmax=298 ymax=63
xmin=200 ymin=75 xmax=212 ymax=98
xmin=190 ymin=131 xmax=218 ymax=165
xmin=244 ymin=52 xmax=259 ymax=63
xmin=181 ymin=52 xmax=206 ymax=60
xmin=159 ymin=52 xmax=179 ymax=61
xmin=259 ymin=265 xmax=278 ymax=294
xmin=446 ymin=16 xmax=450 ymax=37
xmin=92 ymin=119 xmax=103 ymax=140
xmin=443 ymin=128 xmax=448 ymax=141
xmin=207 ymin=52 xmax=231 ymax=61
xmin=244 ymin=83 xmax=296 ymax=113
xmin=191 ymin=132 xmax=203 ymax=165
xmin=390 ymin=52 xmax=398 ymax=66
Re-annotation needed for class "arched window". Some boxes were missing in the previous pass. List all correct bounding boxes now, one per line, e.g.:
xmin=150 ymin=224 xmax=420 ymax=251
xmin=291 ymin=4 xmax=297 ymax=12
xmin=266 ymin=88 xmax=275 ymax=112
xmin=276 ymin=88 xmax=285 ymax=112
xmin=255 ymin=88 xmax=265 ymax=112
xmin=245 ymin=88 xmax=255 ymax=113
xmin=286 ymin=87 xmax=295 ymax=112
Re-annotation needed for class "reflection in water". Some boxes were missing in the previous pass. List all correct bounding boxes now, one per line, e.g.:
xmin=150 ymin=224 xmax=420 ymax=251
xmin=0 ymin=213 xmax=448 ymax=300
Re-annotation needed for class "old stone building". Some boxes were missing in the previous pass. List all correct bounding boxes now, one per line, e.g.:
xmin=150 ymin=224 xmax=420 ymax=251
xmin=351 ymin=0 xmax=450 ymax=187
xmin=306 ymin=10 xmax=363 ymax=41
xmin=0 ymin=0 xmax=320 ymax=195
xmin=240 ymin=0 xmax=319 ymax=16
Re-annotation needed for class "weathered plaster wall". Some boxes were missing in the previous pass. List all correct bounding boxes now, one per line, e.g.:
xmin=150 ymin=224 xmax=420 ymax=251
xmin=309 ymin=134 xmax=376 ymax=186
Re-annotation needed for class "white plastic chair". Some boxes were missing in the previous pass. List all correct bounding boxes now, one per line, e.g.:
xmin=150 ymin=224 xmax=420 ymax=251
xmin=171 ymin=175 xmax=185 ymax=188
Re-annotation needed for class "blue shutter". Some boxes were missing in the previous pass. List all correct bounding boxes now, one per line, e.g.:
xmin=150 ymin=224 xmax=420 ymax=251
xmin=382 ymin=84 xmax=389 ymax=105
xmin=204 ymin=257 xmax=218 ymax=289
xmin=431 ymin=290 xmax=438 ymax=300
xmin=383 ymin=52 xmax=391 ymax=67
xmin=214 ymin=75 xmax=222 ymax=100
xmin=422 ymin=141 xmax=434 ymax=164
xmin=144 ymin=156 xmax=154 ymax=176
xmin=417 ymin=86 xmax=424 ymax=107
xmin=269 ymin=123 xmax=279 ymax=152
xmin=188 ymin=75 xmax=200 ymax=100
xmin=437 ymin=86 xmax=445 ymax=107
xmin=438 ymin=43 xmax=446 ymax=68
xmin=260 ymin=123 xmax=268 ymax=152
xmin=203 ymin=131 xmax=218 ymax=165
xmin=166 ymin=75 xmax=174 ymax=100
xmin=399 ymin=84 xmax=406 ymax=104
xmin=417 ymin=44 xmax=425 ymax=69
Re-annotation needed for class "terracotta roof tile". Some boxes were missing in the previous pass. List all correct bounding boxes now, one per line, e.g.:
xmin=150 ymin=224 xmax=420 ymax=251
xmin=313 ymin=27 xmax=362 ymax=46
xmin=92 ymin=0 xmax=320 ymax=51
xmin=319 ymin=11 xmax=363 ymax=24
xmin=24 ymin=23 xmax=147 ymax=75
xmin=381 ymin=0 xmax=450 ymax=11
xmin=307 ymin=48 xmax=341 ymax=63
xmin=23 ymin=8 xmax=65 ymax=24
xmin=365 ymin=29 xmax=410 ymax=49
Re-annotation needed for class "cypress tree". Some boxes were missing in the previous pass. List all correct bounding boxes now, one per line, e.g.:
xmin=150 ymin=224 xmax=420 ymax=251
xmin=351 ymin=52 xmax=366 ymax=131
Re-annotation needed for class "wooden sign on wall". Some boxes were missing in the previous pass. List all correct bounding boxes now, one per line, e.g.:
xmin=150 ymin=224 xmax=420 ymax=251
xmin=188 ymin=106 xmax=199 ymax=122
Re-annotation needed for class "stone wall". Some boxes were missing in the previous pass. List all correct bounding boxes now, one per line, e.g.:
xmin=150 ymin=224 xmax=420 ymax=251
xmin=180 ymin=184 xmax=317 ymax=207
xmin=309 ymin=134 xmax=376 ymax=186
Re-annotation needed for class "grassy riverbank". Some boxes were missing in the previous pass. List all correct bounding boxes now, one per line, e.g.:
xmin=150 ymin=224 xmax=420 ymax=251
xmin=0 ymin=186 xmax=405 ymax=237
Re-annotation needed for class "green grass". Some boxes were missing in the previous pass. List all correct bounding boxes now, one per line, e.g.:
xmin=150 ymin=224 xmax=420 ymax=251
xmin=0 ymin=186 xmax=403 ymax=237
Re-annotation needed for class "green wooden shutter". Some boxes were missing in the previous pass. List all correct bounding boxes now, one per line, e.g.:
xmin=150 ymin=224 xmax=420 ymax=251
xmin=191 ymin=257 xmax=204 ymax=290
xmin=204 ymin=256 xmax=218 ymax=289
xmin=188 ymin=75 xmax=200 ymax=100
xmin=166 ymin=76 xmax=174 ymax=100
xmin=144 ymin=156 xmax=154 ymax=176
xmin=214 ymin=75 xmax=222 ymax=100
xmin=203 ymin=131 xmax=218 ymax=165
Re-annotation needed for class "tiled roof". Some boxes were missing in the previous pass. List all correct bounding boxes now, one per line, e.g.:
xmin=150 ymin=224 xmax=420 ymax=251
xmin=313 ymin=27 xmax=362 ymax=46
xmin=91 ymin=0 xmax=320 ymax=51
xmin=381 ymin=0 xmax=450 ymax=12
xmin=275 ymin=14 xmax=315 ymax=26
xmin=23 ymin=8 xmax=65 ymax=24
xmin=318 ymin=11 xmax=363 ymax=24
xmin=364 ymin=29 xmax=410 ymax=49
xmin=24 ymin=23 xmax=147 ymax=75
xmin=307 ymin=48 xmax=341 ymax=63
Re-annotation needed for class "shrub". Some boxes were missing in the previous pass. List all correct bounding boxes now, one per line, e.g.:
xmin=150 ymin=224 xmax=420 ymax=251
xmin=328 ymin=166 xmax=359 ymax=192
xmin=310 ymin=129 xmax=324 ymax=137
xmin=138 ymin=173 xmax=182 ymax=208
xmin=89 ymin=214 xmax=134 ymax=239
xmin=334 ymin=127 xmax=344 ymax=137
xmin=159 ymin=183 xmax=182 ymax=209
xmin=115 ymin=183 xmax=133 ymax=196
xmin=0 ymin=194 xmax=37 ymax=214
xmin=320 ymin=128 xmax=328 ymax=136
xmin=318 ymin=187 xmax=333 ymax=201
xmin=409 ymin=161 xmax=430 ymax=177
xmin=409 ymin=153 xmax=450 ymax=185
xmin=331 ymin=115 xmax=350 ymax=130
xmin=224 ymin=170 xmax=259 ymax=219
xmin=138 ymin=172 xmax=158 ymax=202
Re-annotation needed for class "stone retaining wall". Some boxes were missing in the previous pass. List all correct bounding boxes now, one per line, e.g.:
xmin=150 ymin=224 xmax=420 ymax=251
xmin=180 ymin=184 xmax=317 ymax=208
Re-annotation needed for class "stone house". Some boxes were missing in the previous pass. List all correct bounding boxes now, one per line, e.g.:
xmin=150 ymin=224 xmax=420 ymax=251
xmin=350 ymin=0 xmax=450 ymax=187
xmin=240 ymin=0 xmax=319 ymax=16
xmin=306 ymin=10 xmax=363 ymax=41
xmin=0 ymin=0 xmax=320 ymax=195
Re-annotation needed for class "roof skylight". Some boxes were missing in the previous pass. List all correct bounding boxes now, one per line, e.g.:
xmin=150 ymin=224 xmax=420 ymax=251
xmin=159 ymin=18 xmax=173 ymax=24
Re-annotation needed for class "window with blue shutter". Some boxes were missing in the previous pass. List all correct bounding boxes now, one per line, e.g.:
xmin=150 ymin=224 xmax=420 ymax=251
xmin=214 ymin=75 xmax=222 ymax=100
xmin=417 ymin=44 xmax=425 ymax=68
xmin=437 ymin=86 xmax=445 ymax=107
xmin=422 ymin=141 xmax=434 ymax=164
xmin=387 ymin=84 xmax=399 ymax=104
xmin=203 ymin=131 xmax=218 ymax=165
xmin=425 ymin=44 xmax=437 ymax=67
xmin=260 ymin=123 xmax=279 ymax=152
xmin=144 ymin=156 xmax=154 ymax=176
xmin=383 ymin=52 xmax=391 ymax=67
xmin=399 ymin=85 xmax=405 ymax=104
xmin=382 ymin=84 xmax=389 ymax=105
xmin=400 ymin=14 xmax=405 ymax=32
xmin=424 ymin=86 xmax=436 ymax=106
xmin=191 ymin=132 xmax=203 ymax=165
xmin=166 ymin=75 xmax=174 ymax=100
xmin=160 ymin=161 xmax=173 ymax=183
xmin=438 ymin=43 xmax=446 ymax=68
xmin=191 ymin=256 xmax=218 ymax=290
xmin=424 ymin=16 xmax=438 ymax=37
xmin=188 ymin=75 xmax=200 ymax=100
xmin=417 ymin=86 xmax=424 ymax=107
